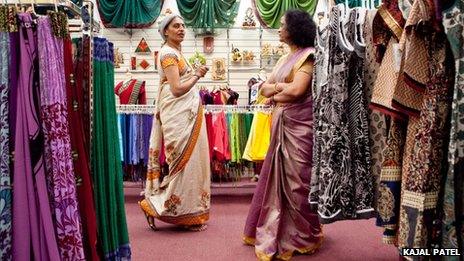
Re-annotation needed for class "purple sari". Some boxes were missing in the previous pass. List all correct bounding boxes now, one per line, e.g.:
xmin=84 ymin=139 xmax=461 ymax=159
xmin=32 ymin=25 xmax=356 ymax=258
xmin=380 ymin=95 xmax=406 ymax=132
xmin=243 ymin=48 xmax=322 ymax=259
xmin=12 ymin=13 xmax=60 ymax=261
xmin=37 ymin=17 xmax=85 ymax=259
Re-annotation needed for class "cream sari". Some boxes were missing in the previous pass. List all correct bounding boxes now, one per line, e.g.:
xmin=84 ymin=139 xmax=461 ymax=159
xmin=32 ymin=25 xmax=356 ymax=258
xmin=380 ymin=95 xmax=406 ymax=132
xmin=139 ymin=46 xmax=211 ymax=227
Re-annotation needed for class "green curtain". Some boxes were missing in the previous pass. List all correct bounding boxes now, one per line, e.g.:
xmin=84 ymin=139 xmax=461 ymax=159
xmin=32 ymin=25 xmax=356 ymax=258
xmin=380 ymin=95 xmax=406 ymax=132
xmin=176 ymin=0 xmax=240 ymax=34
xmin=92 ymin=37 xmax=131 ymax=260
xmin=97 ymin=0 xmax=161 ymax=28
xmin=253 ymin=0 xmax=318 ymax=28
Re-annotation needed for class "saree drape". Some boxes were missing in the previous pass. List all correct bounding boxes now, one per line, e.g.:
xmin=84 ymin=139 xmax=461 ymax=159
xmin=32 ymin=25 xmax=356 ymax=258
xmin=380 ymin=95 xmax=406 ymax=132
xmin=92 ymin=37 xmax=131 ymax=259
xmin=64 ymin=37 xmax=99 ymax=260
xmin=177 ymin=0 xmax=240 ymax=35
xmin=12 ymin=13 xmax=60 ymax=261
xmin=140 ymin=46 xmax=211 ymax=226
xmin=243 ymin=48 xmax=323 ymax=260
xmin=97 ymin=0 xmax=162 ymax=28
xmin=37 ymin=17 xmax=85 ymax=260
xmin=442 ymin=0 xmax=464 ymax=253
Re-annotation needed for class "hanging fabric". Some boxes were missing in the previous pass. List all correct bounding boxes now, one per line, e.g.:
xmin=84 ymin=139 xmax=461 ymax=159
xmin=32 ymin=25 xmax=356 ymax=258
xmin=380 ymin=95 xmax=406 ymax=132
xmin=92 ymin=37 xmax=131 ymax=259
xmin=176 ymin=0 xmax=240 ymax=35
xmin=97 ymin=0 xmax=162 ymax=28
xmin=370 ymin=0 xmax=407 ymax=245
xmin=37 ymin=15 xmax=85 ymax=259
xmin=0 ymin=18 xmax=12 ymax=261
xmin=362 ymin=9 xmax=387 ymax=212
xmin=252 ymin=0 xmax=318 ymax=29
xmin=64 ymin=37 xmax=99 ymax=260
xmin=441 ymin=0 xmax=464 ymax=253
xmin=396 ymin=0 xmax=455 ymax=248
xmin=309 ymin=4 xmax=374 ymax=224
xmin=242 ymin=111 xmax=271 ymax=162
xmin=12 ymin=12 xmax=61 ymax=261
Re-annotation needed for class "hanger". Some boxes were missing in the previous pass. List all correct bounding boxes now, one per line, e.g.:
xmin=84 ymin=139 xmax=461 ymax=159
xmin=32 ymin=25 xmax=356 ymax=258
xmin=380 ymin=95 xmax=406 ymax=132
xmin=337 ymin=4 xmax=354 ymax=54
xmin=125 ymin=68 xmax=133 ymax=80
xmin=30 ymin=0 xmax=36 ymax=14
xmin=54 ymin=0 xmax=59 ymax=12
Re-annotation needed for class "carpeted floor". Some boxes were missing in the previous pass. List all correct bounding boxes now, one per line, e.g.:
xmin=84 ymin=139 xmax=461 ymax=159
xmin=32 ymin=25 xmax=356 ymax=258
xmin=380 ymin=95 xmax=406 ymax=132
xmin=125 ymin=186 xmax=398 ymax=260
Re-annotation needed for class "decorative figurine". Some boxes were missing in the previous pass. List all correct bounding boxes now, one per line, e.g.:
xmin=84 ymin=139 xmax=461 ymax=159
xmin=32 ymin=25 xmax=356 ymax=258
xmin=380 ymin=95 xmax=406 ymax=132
xmin=211 ymin=58 xmax=226 ymax=80
xmin=242 ymin=7 xmax=256 ymax=28
xmin=231 ymin=46 xmax=242 ymax=63
xmin=114 ymin=48 xmax=124 ymax=68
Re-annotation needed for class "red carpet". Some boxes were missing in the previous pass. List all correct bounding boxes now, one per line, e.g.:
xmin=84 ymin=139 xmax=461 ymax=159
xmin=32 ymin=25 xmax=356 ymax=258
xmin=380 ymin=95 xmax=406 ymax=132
xmin=124 ymin=186 xmax=398 ymax=260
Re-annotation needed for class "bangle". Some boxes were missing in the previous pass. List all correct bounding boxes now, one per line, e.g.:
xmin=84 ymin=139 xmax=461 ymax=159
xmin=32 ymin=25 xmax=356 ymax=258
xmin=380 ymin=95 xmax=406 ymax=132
xmin=271 ymin=95 xmax=275 ymax=103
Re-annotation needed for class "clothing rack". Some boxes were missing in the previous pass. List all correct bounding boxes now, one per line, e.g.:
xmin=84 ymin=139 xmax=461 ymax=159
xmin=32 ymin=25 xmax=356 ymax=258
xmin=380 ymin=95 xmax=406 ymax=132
xmin=5 ymin=0 xmax=100 ymax=33
xmin=204 ymin=104 xmax=273 ymax=113
xmin=116 ymin=105 xmax=157 ymax=115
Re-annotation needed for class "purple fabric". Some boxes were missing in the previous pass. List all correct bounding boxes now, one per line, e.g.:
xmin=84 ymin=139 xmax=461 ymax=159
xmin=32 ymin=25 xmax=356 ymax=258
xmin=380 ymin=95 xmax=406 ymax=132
xmin=8 ymin=32 xmax=19 ymax=149
xmin=273 ymin=48 xmax=312 ymax=81
xmin=37 ymin=17 xmax=85 ymax=260
xmin=142 ymin=114 xmax=153 ymax=166
xmin=12 ymin=13 xmax=60 ymax=261
xmin=243 ymin=48 xmax=321 ymax=258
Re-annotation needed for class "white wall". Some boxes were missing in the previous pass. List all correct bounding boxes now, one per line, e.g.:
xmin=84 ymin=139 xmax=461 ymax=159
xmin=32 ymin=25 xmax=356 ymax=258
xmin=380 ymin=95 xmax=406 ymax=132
xmin=100 ymin=0 xmax=280 ymax=105
xmin=97 ymin=0 xmax=330 ymax=105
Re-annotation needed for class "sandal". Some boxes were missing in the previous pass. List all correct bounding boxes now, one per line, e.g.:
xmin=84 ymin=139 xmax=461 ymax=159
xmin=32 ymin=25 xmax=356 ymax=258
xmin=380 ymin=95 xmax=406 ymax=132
xmin=144 ymin=212 xmax=157 ymax=231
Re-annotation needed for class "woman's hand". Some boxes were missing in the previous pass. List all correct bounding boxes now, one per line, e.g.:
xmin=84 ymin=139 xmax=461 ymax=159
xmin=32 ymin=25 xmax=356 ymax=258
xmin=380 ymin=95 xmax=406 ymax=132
xmin=195 ymin=65 xmax=209 ymax=78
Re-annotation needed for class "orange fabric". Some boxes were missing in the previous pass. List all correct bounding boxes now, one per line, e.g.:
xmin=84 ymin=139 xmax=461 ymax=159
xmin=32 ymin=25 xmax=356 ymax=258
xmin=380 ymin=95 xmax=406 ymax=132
xmin=161 ymin=55 xmax=178 ymax=69
xmin=168 ymin=105 xmax=204 ymax=179
xmin=139 ymin=199 xmax=209 ymax=225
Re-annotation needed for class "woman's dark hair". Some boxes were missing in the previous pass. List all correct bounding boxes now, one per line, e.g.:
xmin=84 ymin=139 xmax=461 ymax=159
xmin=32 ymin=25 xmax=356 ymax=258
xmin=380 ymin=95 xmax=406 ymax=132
xmin=284 ymin=9 xmax=316 ymax=48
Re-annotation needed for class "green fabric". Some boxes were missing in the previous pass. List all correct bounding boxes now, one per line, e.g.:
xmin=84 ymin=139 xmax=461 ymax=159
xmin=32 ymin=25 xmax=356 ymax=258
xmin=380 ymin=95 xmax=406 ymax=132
xmin=333 ymin=0 xmax=380 ymax=8
xmin=226 ymin=113 xmax=235 ymax=163
xmin=244 ymin=113 xmax=254 ymax=139
xmin=232 ymin=113 xmax=241 ymax=163
xmin=92 ymin=39 xmax=131 ymax=259
xmin=97 ymin=0 xmax=161 ymax=28
xmin=238 ymin=114 xmax=248 ymax=157
xmin=176 ymin=0 xmax=240 ymax=35
xmin=254 ymin=0 xmax=318 ymax=28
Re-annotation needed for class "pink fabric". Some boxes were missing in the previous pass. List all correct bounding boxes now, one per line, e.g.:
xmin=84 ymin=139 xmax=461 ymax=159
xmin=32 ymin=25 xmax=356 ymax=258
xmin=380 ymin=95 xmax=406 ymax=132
xmin=243 ymin=48 xmax=321 ymax=258
xmin=212 ymin=112 xmax=231 ymax=161
xmin=37 ymin=17 xmax=85 ymax=259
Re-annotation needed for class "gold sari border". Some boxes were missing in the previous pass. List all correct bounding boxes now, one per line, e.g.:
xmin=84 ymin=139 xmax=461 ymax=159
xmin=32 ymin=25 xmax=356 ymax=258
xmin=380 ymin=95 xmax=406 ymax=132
xmin=169 ymin=102 xmax=204 ymax=177
xmin=146 ymin=170 xmax=160 ymax=181
xmin=139 ymin=199 xmax=210 ymax=226
xmin=242 ymin=235 xmax=256 ymax=246
xmin=378 ymin=5 xmax=403 ymax=41
xmin=383 ymin=236 xmax=397 ymax=245
xmin=244 ymin=235 xmax=323 ymax=261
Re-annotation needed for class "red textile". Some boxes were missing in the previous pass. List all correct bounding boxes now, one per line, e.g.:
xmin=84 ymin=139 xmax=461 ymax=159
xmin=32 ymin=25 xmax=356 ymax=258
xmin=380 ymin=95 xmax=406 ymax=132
xmin=212 ymin=112 xmax=231 ymax=161
xmin=205 ymin=113 xmax=214 ymax=160
xmin=64 ymin=38 xmax=100 ymax=260
xmin=114 ymin=79 xmax=147 ymax=104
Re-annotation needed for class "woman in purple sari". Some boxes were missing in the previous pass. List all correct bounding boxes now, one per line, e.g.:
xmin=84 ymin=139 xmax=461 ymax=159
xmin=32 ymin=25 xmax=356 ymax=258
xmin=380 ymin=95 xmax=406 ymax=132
xmin=243 ymin=10 xmax=323 ymax=260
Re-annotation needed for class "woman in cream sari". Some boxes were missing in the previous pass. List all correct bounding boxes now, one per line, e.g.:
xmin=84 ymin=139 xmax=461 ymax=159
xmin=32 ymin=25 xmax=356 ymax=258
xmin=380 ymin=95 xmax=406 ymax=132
xmin=243 ymin=10 xmax=323 ymax=260
xmin=139 ymin=14 xmax=211 ymax=231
